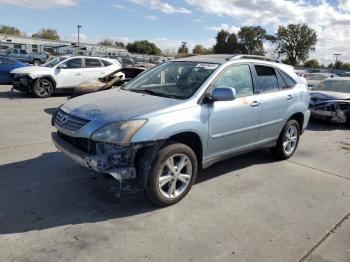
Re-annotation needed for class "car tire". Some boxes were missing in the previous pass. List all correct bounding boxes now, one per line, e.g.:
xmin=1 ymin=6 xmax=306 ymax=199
xmin=146 ymin=142 xmax=198 ymax=206
xmin=33 ymin=59 xmax=41 ymax=66
xmin=271 ymin=119 xmax=300 ymax=160
xmin=32 ymin=78 xmax=54 ymax=98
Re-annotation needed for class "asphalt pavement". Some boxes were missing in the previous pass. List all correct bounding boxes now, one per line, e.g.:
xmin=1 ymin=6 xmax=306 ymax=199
xmin=0 ymin=85 xmax=349 ymax=262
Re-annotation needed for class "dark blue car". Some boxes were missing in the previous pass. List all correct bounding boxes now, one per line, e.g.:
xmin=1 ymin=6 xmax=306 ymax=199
xmin=0 ymin=56 xmax=28 ymax=84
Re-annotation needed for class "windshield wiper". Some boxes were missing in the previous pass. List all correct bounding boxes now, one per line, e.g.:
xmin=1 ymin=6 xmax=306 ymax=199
xmin=130 ymin=88 xmax=180 ymax=99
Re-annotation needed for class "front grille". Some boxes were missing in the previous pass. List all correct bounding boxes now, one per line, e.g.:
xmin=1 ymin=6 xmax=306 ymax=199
xmin=58 ymin=132 xmax=96 ymax=154
xmin=55 ymin=109 xmax=90 ymax=132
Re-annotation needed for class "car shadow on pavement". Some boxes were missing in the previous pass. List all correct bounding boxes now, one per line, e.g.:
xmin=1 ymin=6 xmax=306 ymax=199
xmin=0 ymin=90 xmax=69 ymax=99
xmin=0 ymin=150 xmax=274 ymax=235
xmin=307 ymin=119 xmax=350 ymax=131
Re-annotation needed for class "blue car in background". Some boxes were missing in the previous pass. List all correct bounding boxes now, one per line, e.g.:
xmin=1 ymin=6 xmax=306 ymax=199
xmin=0 ymin=56 xmax=28 ymax=85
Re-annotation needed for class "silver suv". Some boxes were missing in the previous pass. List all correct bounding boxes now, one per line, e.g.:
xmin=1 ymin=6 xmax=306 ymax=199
xmin=52 ymin=55 xmax=310 ymax=206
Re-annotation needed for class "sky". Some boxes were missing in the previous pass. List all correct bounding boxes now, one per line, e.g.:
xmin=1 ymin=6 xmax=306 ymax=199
xmin=0 ymin=0 xmax=350 ymax=64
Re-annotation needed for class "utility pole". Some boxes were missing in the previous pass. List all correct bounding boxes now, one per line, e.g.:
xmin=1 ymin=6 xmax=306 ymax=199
xmin=331 ymin=53 xmax=341 ymax=73
xmin=77 ymin=25 xmax=82 ymax=47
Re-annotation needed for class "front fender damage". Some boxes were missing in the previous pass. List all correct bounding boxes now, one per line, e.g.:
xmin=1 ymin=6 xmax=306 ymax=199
xmin=90 ymin=140 xmax=165 ymax=195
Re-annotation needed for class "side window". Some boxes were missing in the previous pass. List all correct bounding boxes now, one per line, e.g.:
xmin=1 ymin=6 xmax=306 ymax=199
xmin=254 ymin=65 xmax=279 ymax=93
xmin=19 ymin=50 xmax=27 ymax=55
xmin=280 ymin=70 xmax=296 ymax=88
xmin=13 ymin=49 xmax=19 ymax=54
xmin=211 ymin=64 xmax=254 ymax=98
xmin=85 ymin=58 xmax=102 ymax=68
xmin=101 ymin=59 xmax=112 ymax=67
xmin=62 ymin=58 xmax=82 ymax=69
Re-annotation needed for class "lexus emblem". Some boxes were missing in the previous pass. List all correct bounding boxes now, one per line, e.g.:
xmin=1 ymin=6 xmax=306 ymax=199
xmin=60 ymin=115 xmax=68 ymax=124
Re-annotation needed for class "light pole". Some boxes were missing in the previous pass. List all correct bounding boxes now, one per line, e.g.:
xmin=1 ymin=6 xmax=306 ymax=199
xmin=77 ymin=25 xmax=82 ymax=48
xmin=331 ymin=53 xmax=341 ymax=73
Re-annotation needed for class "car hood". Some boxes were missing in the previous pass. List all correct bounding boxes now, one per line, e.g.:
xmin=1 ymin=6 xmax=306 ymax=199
xmin=310 ymin=91 xmax=350 ymax=101
xmin=10 ymin=65 xmax=52 ymax=74
xmin=61 ymin=89 xmax=185 ymax=122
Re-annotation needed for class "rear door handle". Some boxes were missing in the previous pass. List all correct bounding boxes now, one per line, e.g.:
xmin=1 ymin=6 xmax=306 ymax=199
xmin=287 ymin=94 xmax=293 ymax=100
xmin=75 ymin=73 xmax=82 ymax=76
xmin=250 ymin=101 xmax=260 ymax=107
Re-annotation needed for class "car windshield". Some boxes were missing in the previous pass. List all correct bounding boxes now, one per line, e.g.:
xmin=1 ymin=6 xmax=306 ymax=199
xmin=306 ymin=74 xmax=328 ymax=81
xmin=313 ymin=80 xmax=350 ymax=93
xmin=123 ymin=61 xmax=219 ymax=99
xmin=42 ymin=57 xmax=67 ymax=68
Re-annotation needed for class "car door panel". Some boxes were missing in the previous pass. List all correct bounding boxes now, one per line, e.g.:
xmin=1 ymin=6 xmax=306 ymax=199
xmin=55 ymin=58 xmax=84 ymax=88
xmin=206 ymin=64 xmax=261 ymax=160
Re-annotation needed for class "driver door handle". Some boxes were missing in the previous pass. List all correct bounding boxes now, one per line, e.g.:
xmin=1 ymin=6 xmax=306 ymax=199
xmin=250 ymin=101 xmax=260 ymax=107
xmin=75 ymin=73 xmax=82 ymax=76
xmin=287 ymin=94 xmax=293 ymax=100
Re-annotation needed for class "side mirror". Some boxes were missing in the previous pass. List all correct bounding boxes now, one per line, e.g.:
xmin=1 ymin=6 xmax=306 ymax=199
xmin=212 ymin=87 xmax=237 ymax=101
xmin=58 ymin=64 xmax=67 ymax=69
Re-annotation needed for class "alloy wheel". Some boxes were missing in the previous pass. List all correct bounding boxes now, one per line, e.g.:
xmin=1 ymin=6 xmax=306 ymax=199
xmin=158 ymin=153 xmax=192 ymax=199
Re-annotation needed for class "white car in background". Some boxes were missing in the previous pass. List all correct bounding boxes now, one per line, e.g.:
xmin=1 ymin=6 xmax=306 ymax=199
xmin=11 ymin=56 xmax=122 ymax=97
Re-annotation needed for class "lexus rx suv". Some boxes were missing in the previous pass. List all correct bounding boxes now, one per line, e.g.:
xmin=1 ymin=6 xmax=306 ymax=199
xmin=51 ymin=55 xmax=310 ymax=206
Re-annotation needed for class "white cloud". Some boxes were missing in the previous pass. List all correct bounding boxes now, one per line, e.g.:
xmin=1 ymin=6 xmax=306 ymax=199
xmin=205 ymin=24 xmax=240 ymax=34
xmin=112 ymin=4 xmax=127 ymax=10
xmin=129 ymin=0 xmax=191 ymax=14
xmin=186 ymin=0 xmax=350 ymax=63
xmin=0 ymin=0 xmax=79 ymax=8
xmin=145 ymin=15 xmax=158 ymax=20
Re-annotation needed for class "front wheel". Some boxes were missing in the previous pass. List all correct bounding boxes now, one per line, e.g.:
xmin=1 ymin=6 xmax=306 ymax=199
xmin=271 ymin=119 xmax=300 ymax=160
xmin=33 ymin=59 xmax=41 ymax=66
xmin=32 ymin=78 xmax=54 ymax=98
xmin=146 ymin=142 xmax=198 ymax=206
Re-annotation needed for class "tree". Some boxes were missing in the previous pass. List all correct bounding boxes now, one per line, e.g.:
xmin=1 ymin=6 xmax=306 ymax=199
xmin=303 ymin=59 xmax=320 ymax=68
xmin=178 ymin=42 xmax=189 ymax=54
xmin=32 ymin=28 xmax=60 ymax=40
xmin=238 ymin=26 xmax=268 ymax=55
xmin=115 ymin=41 xmax=125 ymax=48
xmin=192 ymin=44 xmax=213 ymax=55
xmin=126 ymin=40 xmax=161 ymax=55
xmin=98 ymin=39 xmax=114 ymax=46
xmin=334 ymin=60 xmax=343 ymax=69
xmin=0 ymin=25 xmax=22 ymax=36
xmin=213 ymin=30 xmax=241 ymax=54
xmin=272 ymin=24 xmax=317 ymax=66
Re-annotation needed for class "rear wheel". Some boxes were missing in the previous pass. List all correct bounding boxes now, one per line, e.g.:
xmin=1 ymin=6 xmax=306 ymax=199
xmin=32 ymin=78 xmax=54 ymax=98
xmin=271 ymin=119 xmax=300 ymax=160
xmin=146 ymin=142 xmax=198 ymax=206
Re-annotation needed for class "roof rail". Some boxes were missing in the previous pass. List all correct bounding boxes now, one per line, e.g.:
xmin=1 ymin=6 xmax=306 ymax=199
xmin=231 ymin=55 xmax=282 ymax=63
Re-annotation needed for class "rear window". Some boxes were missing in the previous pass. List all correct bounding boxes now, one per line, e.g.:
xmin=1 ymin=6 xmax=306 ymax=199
xmin=101 ymin=59 xmax=113 ymax=67
xmin=255 ymin=65 xmax=279 ymax=93
xmin=85 ymin=58 xmax=102 ymax=68
xmin=313 ymin=80 xmax=350 ymax=93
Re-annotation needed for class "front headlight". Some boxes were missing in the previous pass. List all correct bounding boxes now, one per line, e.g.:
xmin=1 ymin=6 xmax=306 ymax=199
xmin=91 ymin=119 xmax=147 ymax=144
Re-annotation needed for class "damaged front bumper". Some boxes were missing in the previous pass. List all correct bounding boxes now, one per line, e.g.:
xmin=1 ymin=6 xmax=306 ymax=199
xmin=51 ymin=132 xmax=136 ymax=181
xmin=12 ymin=75 xmax=33 ymax=92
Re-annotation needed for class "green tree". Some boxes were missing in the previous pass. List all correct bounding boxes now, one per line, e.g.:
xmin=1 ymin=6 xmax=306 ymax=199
xmin=303 ymin=59 xmax=320 ymax=68
xmin=32 ymin=28 xmax=60 ymax=40
xmin=0 ymin=25 xmax=22 ymax=36
xmin=272 ymin=24 xmax=317 ymax=66
xmin=213 ymin=30 xmax=241 ymax=54
xmin=126 ymin=40 xmax=161 ymax=55
xmin=115 ymin=41 xmax=125 ymax=48
xmin=98 ymin=39 xmax=114 ymax=46
xmin=192 ymin=44 xmax=213 ymax=55
xmin=178 ymin=42 xmax=189 ymax=54
xmin=238 ymin=26 xmax=268 ymax=55
xmin=334 ymin=60 xmax=343 ymax=69
xmin=342 ymin=63 xmax=350 ymax=70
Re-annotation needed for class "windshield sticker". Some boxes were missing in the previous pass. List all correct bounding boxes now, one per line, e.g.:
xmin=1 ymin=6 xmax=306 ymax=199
xmin=195 ymin=63 xmax=219 ymax=70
